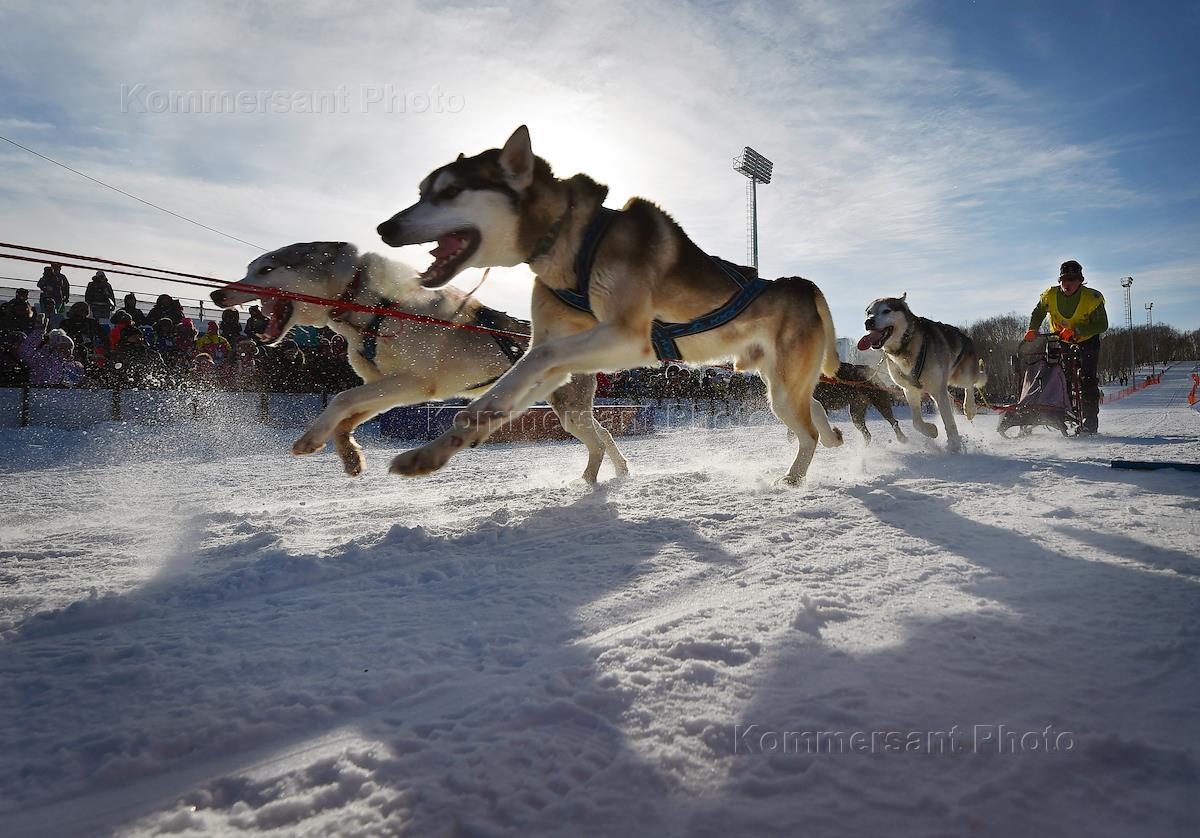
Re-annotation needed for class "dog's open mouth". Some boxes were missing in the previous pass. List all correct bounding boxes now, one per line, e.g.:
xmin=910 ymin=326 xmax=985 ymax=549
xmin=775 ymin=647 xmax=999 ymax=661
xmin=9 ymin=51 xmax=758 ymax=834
xmin=420 ymin=228 xmax=481 ymax=288
xmin=258 ymin=294 xmax=295 ymax=344
xmin=858 ymin=326 xmax=893 ymax=351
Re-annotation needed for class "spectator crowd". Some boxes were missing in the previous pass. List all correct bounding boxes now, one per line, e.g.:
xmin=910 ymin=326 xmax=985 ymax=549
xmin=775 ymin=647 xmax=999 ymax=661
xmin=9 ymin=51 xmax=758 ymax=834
xmin=1 ymin=265 xmax=360 ymax=393
xmin=2 ymin=264 xmax=774 ymax=409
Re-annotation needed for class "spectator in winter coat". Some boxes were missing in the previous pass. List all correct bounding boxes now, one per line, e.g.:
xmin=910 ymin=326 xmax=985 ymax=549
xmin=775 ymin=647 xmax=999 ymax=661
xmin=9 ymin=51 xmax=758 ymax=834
xmin=106 ymin=323 xmax=166 ymax=389
xmin=195 ymin=321 xmax=232 ymax=366
xmin=1 ymin=297 xmax=37 ymax=335
xmin=146 ymin=294 xmax=184 ymax=326
xmin=37 ymin=265 xmax=67 ymax=316
xmin=264 ymin=339 xmax=313 ymax=392
xmin=175 ymin=318 xmax=198 ymax=358
xmin=84 ymin=271 xmax=117 ymax=322
xmin=230 ymin=339 xmax=263 ymax=391
xmin=219 ymin=308 xmax=242 ymax=345
xmin=244 ymin=305 xmax=269 ymax=340
xmin=18 ymin=318 xmax=85 ymax=387
xmin=60 ymin=302 xmax=105 ymax=362
xmin=189 ymin=352 xmax=222 ymax=389
xmin=153 ymin=318 xmax=188 ymax=384
xmin=123 ymin=292 xmax=147 ymax=326
xmin=0 ymin=330 xmax=31 ymax=388
xmin=309 ymin=335 xmax=359 ymax=393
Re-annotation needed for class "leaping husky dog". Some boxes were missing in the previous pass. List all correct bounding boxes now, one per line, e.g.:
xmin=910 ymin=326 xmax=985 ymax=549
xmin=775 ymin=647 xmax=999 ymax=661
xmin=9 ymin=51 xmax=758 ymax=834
xmin=859 ymin=294 xmax=987 ymax=453
xmin=375 ymin=126 xmax=843 ymax=485
xmin=209 ymin=241 xmax=628 ymax=481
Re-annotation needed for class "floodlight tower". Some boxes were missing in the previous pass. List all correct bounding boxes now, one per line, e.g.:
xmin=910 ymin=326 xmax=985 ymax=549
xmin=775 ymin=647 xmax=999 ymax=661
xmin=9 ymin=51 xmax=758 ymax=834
xmin=1145 ymin=301 xmax=1156 ymax=376
xmin=733 ymin=147 xmax=773 ymax=270
xmin=1120 ymin=277 xmax=1135 ymax=380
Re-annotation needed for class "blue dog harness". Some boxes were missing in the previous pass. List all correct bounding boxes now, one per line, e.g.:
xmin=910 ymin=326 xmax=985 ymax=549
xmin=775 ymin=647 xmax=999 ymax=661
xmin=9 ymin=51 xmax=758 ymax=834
xmin=548 ymin=207 xmax=771 ymax=362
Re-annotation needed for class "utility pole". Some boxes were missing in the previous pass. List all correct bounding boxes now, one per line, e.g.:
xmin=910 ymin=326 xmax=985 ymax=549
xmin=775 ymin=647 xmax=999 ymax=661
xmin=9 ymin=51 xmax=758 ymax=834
xmin=1145 ymin=301 xmax=1156 ymax=377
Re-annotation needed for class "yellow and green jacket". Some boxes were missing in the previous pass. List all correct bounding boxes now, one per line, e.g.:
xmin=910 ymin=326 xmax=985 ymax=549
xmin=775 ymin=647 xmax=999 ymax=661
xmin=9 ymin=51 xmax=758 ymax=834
xmin=1028 ymin=286 xmax=1108 ymax=342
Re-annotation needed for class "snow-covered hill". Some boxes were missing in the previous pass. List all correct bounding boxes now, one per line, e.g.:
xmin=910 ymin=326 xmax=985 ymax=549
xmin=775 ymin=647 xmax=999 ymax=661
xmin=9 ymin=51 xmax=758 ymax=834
xmin=2 ymin=366 xmax=1197 ymax=837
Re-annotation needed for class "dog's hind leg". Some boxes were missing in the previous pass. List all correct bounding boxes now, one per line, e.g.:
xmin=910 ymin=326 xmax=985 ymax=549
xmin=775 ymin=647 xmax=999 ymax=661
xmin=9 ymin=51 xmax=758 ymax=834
xmin=872 ymin=392 xmax=906 ymax=442
xmin=761 ymin=358 xmax=825 ymax=485
xmin=962 ymin=383 xmax=978 ymax=421
xmin=810 ymin=398 xmax=844 ymax=448
xmin=548 ymin=374 xmax=629 ymax=483
xmin=850 ymin=400 xmax=872 ymax=444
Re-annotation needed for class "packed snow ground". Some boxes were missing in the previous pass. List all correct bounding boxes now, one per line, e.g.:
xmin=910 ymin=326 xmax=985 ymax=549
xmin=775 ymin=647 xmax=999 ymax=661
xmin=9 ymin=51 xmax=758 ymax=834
xmin=1 ymin=366 xmax=1198 ymax=837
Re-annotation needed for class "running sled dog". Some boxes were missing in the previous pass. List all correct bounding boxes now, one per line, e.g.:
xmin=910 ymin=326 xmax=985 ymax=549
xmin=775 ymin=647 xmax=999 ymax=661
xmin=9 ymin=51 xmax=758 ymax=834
xmin=376 ymin=125 xmax=843 ymax=485
xmin=814 ymin=362 xmax=907 ymax=444
xmin=859 ymin=294 xmax=987 ymax=453
xmin=210 ymin=241 xmax=628 ymax=481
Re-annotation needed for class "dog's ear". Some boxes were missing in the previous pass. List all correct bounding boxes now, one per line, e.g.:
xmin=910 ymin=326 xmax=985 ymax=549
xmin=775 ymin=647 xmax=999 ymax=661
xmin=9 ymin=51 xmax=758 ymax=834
xmin=499 ymin=125 xmax=534 ymax=191
xmin=456 ymin=153 xmax=465 ymax=162
xmin=899 ymin=291 xmax=907 ymax=302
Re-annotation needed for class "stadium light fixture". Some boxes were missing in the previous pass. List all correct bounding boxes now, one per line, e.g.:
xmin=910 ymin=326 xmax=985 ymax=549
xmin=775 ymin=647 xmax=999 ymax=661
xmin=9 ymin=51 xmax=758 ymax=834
xmin=733 ymin=147 xmax=773 ymax=269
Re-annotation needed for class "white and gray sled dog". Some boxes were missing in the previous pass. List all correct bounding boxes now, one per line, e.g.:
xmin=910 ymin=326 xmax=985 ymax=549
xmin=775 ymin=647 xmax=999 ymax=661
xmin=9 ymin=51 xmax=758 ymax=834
xmin=375 ymin=126 xmax=843 ymax=485
xmin=859 ymin=293 xmax=987 ymax=453
xmin=210 ymin=241 xmax=628 ymax=481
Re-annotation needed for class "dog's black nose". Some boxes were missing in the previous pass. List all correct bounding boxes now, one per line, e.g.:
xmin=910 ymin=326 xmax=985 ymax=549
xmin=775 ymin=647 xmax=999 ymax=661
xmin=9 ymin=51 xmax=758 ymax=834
xmin=864 ymin=318 xmax=874 ymax=330
xmin=376 ymin=219 xmax=397 ymax=242
xmin=211 ymin=289 xmax=228 ymax=307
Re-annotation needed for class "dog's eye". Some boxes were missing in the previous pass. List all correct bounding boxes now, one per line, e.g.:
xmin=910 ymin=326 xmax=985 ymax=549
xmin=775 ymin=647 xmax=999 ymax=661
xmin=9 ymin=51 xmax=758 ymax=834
xmin=441 ymin=186 xmax=462 ymax=201
xmin=257 ymin=266 xmax=274 ymax=276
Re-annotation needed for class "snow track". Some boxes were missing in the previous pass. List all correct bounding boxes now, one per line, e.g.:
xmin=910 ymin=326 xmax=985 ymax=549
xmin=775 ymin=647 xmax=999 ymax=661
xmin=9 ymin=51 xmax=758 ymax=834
xmin=2 ymin=367 xmax=1197 ymax=836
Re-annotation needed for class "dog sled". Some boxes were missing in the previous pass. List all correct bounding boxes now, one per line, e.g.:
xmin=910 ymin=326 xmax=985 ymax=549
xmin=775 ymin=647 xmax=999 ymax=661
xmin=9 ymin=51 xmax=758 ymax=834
xmin=996 ymin=334 xmax=1083 ymax=437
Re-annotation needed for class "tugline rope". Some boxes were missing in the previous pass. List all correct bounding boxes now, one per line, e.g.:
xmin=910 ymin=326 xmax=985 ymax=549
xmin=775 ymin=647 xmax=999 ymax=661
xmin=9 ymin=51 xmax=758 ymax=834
xmin=1 ymin=240 xmax=890 ymax=390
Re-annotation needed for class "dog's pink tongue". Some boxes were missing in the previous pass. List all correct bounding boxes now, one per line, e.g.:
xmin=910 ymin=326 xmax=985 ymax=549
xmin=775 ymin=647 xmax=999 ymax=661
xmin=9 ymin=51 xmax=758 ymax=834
xmin=858 ymin=330 xmax=883 ymax=351
xmin=429 ymin=234 xmax=465 ymax=259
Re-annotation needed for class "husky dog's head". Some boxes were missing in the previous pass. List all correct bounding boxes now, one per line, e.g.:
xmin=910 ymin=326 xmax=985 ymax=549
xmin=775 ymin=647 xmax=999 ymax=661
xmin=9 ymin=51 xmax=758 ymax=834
xmin=376 ymin=125 xmax=557 ymax=288
xmin=210 ymin=242 xmax=361 ymax=344
xmin=860 ymin=293 xmax=911 ymax=352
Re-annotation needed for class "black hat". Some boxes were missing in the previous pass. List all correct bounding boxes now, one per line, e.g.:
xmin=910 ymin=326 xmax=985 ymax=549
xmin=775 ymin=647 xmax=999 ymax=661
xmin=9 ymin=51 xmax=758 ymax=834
xmin=1059 ymin=260 xmax=1084 ymax=279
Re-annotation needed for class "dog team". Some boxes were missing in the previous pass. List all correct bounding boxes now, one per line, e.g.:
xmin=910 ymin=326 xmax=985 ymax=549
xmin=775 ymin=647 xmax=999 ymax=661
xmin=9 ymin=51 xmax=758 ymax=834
xmin=212 ymin=126 xmax=987 ymax=485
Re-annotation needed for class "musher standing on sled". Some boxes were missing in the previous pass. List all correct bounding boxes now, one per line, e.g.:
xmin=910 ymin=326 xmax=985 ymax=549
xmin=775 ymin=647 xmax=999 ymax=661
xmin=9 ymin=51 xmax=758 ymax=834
xmin=1022 ymin=260 xmax=1108 ymax=434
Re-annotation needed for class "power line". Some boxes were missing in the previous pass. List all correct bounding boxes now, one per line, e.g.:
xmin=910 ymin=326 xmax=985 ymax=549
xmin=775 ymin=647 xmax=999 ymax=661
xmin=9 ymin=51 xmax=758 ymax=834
xmin=0 ymin=133 xmax=265 ymax=251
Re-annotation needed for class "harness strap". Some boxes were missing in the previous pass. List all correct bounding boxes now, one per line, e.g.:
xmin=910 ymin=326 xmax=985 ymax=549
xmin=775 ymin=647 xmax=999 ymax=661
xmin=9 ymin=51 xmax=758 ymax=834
xmin=359 ymin=301 xmax=394 ymax=364
xmin=910 ymin=339 xmax=929 ymax=388
xmin=551 ymin=207 xmax=770 ymax=363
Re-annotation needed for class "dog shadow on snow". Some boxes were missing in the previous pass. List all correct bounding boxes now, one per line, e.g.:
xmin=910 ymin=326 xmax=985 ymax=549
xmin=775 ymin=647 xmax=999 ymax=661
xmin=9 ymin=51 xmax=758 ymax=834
xmin=674 ymin=479 xmax=1200 ymax=838
xmin=2 ymin=483 xmax=740 ymax=836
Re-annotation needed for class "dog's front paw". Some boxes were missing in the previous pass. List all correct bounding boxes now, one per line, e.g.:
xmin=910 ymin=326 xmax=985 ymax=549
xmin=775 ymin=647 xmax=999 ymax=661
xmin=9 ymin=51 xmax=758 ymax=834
xmin=341 ymin=449 xmax=366 ymax=477
xmin=292 ymin=432 xmax=327 ymax=456
xmin=389 ymin=435 xmax=468 ymax=477
xmin=916 ymin=422 xmax=938 ymax=439
xmin=947 ymin=438 xmax=965 ymax=455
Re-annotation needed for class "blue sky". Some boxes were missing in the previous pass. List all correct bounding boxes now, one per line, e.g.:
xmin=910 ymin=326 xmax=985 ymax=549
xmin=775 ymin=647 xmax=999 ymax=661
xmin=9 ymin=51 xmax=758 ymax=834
xmin=1 ymin=0 xmax=1197 ymax=334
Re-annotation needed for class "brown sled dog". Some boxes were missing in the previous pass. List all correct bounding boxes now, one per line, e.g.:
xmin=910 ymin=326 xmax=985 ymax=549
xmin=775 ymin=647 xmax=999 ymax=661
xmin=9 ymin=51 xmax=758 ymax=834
xmin=376 ymin=126 xmax=843 ymax=484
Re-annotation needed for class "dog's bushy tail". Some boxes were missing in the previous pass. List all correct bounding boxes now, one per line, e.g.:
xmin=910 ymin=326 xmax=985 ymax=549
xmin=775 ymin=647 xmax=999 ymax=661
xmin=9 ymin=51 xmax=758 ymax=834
xmin=814 ymin=287 xmax=840 ymax=378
